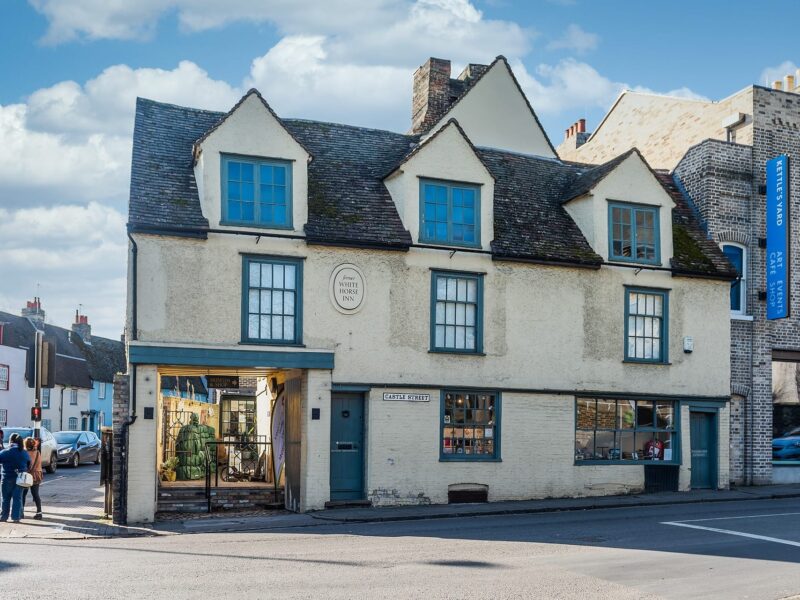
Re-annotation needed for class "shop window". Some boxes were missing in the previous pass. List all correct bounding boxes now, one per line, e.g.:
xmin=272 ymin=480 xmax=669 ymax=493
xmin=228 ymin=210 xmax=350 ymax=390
xmin=441 ymin=391 xmax=499 ymax=460
xmin=608 ymin=202 xmax=660 ymax=264
xmin=242 ymin=255 xmax=303 ymax=344
xmin=420 ymin=179 xmax=480 ymax=247
xmin=625 ymin=287 xmax=668 ymax=363
xmin=575 ymin=398 xmax=676 ymax=463
xmin=772 ymin=358 xmax=800 ymax=462
xmin=68 ymin=417 xmax=78 ymax=430
xmin=0 ymin=364 xmax=8 ymax=390
xmin=42 ymin=388 xmax=50 ymax=409
xmin=222 ymin=155 xmax=292 ymax=229
xmin=721 ymin=243 xmax=746 ymax=314
xmin=431 ymin=271 xmax=483 ymax=353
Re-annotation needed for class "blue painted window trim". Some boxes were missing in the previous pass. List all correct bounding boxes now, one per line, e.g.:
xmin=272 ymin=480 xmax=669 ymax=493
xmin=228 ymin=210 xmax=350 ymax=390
xmin=574 ymin=397 xmax=680 ymax=465
xmin=721 ymin=243 xmax=746 ymax=314
xmin=419 ymin=178 xmax=481 ymax=248
xmin=128 ymin=344 xmax=333 ymax=370
xmin=241 ymin=255 xmax=303 ymax=345
xmin=221 ymin=154 xmax=293 ymax=230
xmin=440 ymin=389 xmax=501 ymax=462
xmin=624 ymin=286 xmax=669 ymax=364
xmin=430 ymin=270 xmax=484 ymax=354
xmin=607 ymin=201 xmax=661 ymax=265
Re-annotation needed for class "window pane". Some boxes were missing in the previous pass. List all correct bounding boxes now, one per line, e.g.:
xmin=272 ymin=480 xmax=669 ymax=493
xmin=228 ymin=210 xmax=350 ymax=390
xmin=465 ymin=327 xmax=476 ymax=350
xmin=618 ymin=401 xmax=635 ymax=429
xmin=241 ymin=163 xmax=254 ymax=181
xmin=436 ymin=277 xmax=447 ymax=300
xmin=445 ymin=326 xmax=455 ymax=347
xmin=284 ymin=265 xmax=296 ymax=290
xmin=274 ymin=166 xmax=286 ymax=185
xmin=445 ymin=302 xmax=455 ymax=324
xmin=596 ymin=399 xmax=616 ymax=430
xmin=637 ymin=401 xmax=654 ymax=428
xmin=260 ymin=316 xmax=271 ymax=339
xmin=576 ymin=430 xmax=595 ymax=460
xmin=455 ymin=303 xmax=466 ymax=325
xmin=248 ymin=315 xmax=259 ymax=338
xmin=655 ymin=402 xmax=673 ymax=429
xmin=261 ymin=264 xmax=272 ymax=288
xmin=229 ymin=162 xmax=240 ymax=180
xmin=284 ymin=291 xmax=295 ymax=316
xmin=576 ymin=398 xmax=596 ymax=429
xmin=446 ymin=278 xmax=457 ymax=300
xmin=248 ymin=290 xmax=259 ymax=313
xmin=272 ymin=291 xmax=283 ymax=315
xmin=435 ymin=302 xmax=445 ymax=324
xmin=435 ymin=325 xmax=444 ymax=347
xmin=273 ymin=264 xmax=285 ymax=288
xmin=249 ymin=263 xmax=260 ymax=287
xmin=284 ymin=317 xmax=295 ymax=340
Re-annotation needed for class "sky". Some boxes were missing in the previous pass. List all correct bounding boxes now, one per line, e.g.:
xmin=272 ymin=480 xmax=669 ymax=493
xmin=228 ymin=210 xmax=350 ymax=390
xmin=1 ymin=0 xmax=798 ymax=339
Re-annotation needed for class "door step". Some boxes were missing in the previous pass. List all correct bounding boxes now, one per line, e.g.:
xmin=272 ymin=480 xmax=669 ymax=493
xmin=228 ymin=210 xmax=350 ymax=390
xmin=324 ymin=499 xmax=372 ymax=509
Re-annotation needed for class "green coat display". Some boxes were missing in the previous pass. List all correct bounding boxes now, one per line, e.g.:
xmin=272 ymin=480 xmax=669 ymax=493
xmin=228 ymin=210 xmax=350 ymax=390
xmin=176 ymin=413 xmax=208 ymax=480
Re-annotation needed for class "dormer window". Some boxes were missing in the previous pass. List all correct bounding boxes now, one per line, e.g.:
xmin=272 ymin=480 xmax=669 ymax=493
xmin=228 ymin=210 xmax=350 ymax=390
xmin=608 ymin=201 xmax=659 ymax=264
xmin=420 ymin=178 xmax=480 ymax=247
xmin=222 ymin=154 xmax=292 ymax=229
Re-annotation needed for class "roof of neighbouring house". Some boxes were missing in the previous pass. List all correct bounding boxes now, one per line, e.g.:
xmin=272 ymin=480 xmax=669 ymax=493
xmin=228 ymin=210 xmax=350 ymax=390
xmin=128 ymin=96 xmax=736 ymax=278
xmin=0 ymin=311 xmax=125 ymax=388
xmin=160 ymin=376 xmax=209 ymax=396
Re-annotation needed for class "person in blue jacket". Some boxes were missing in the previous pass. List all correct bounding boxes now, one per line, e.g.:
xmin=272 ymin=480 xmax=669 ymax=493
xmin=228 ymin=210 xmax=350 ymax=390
xmin=0 ymin=433 xmax=30 ymax=523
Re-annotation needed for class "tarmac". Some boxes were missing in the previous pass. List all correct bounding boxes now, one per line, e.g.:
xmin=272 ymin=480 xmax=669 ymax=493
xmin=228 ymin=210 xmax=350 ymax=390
xmin=4 ymin=464 xmax=800 ymax=540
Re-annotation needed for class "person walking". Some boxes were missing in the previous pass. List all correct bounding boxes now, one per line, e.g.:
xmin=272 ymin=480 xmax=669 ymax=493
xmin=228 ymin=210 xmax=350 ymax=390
xmin=22 ymin=438 xmax=43 ymax=520
xmin=0 ymin=433 xmax=30 ymax=523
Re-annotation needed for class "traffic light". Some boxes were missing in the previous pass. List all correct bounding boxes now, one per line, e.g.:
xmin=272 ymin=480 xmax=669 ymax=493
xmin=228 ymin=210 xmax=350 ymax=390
xmin=31 ymin=406 xmax=42 ymax=422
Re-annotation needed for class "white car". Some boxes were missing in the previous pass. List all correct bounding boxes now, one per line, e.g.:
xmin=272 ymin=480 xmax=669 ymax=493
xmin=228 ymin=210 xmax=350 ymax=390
xmin=1 ymin=426 xmax=59 ymax=474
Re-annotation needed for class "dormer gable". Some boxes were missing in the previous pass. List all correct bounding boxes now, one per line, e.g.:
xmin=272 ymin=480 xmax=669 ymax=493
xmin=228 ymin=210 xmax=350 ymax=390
xmin=193 ymin=89 xmax=312 ymax=233
xmin=562 ymin=149 xmax=675 ymax=266
xmin=384 ymin=119 xmax=495 ymax=250
xmin=420 ymin=57 xmax=557 ymax=159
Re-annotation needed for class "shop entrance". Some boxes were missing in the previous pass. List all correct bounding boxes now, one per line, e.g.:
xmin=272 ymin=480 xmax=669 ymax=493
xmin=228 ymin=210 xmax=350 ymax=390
xmin=690 ymin=411 xmax=717 ymax=489
xmin=329 ymin=392 xmax=365 ymax=501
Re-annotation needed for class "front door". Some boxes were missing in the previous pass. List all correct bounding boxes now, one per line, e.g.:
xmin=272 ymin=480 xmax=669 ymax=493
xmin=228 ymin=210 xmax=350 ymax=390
xmin=330 ymin=393 xmax=365 ymax=501
xmin=690 ymin=411 xmax=717 ymax=489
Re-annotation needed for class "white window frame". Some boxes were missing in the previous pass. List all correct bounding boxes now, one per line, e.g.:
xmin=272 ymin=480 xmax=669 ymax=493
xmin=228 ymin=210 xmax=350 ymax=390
xmin=68 ymin=417 xmax=78 ymax=430
xmin=98 ymin=382 xmax=106 ymax=399
xmin=70 ymin=388 xmax=78 ymax=405
xmin=721 ymin=242 xmax=747 ymax=316
xmin=0 ymin=364 xmax=8 ymax=391
xmin=0 ymin=409 xmax=7 ymax=428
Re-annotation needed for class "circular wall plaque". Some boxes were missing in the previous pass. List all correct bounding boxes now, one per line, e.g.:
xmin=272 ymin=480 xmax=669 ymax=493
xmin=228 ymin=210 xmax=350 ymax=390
xmin=329 ymin=264 xmax=366 ymax=314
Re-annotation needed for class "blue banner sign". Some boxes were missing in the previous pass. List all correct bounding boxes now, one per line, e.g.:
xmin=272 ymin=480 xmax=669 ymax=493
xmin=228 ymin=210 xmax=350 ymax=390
xmin=767 ymin=154 xmax=790 ymax=320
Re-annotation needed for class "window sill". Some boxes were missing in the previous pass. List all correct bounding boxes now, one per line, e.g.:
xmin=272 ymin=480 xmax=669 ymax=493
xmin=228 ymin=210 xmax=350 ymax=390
xmin=575 ymin=460 xmax=679 ymax=466
xmin=220 ymin=220 xmax=295 ymax=231
xmin=622 ymin=359 xmax=671 ymax=366
xmin=730 ymin=314 xmax=753 ymax=321
xmin=440 ymin=457 xmax=502 ymax=463
xmin=239 ymin=341 xmax=306 ymax=348
xmin=429 ymin=350 xmax=486 ymax=356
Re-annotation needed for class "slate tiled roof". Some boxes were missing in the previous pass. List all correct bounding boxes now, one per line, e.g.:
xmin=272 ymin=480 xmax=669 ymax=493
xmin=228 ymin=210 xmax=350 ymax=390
xmin=128 ymin=97 xmax=733 ymax=279
xmin=0 ymin=312 xmax=125 ymax=388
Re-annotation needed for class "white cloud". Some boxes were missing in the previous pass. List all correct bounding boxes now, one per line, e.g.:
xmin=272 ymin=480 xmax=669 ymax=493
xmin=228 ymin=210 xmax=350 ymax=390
xmin=760 ymin=60 xmax=799 ymax=88
xmin=0 ymin=203 xmax=127 ymax=339
xmin=547 ymin=24 xmax=599 ymax=54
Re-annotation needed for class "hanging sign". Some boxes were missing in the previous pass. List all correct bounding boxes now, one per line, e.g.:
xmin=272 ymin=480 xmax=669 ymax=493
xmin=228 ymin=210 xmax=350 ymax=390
xmin=767 ymin=154 xmax=790 ymax=320
xmin=383 ymin=392 xmax=431 ymax=402
xmin=206 ymin=375 xmax=239 ymax=389
xmin=330 ymin=264 xmax=366 ymax=314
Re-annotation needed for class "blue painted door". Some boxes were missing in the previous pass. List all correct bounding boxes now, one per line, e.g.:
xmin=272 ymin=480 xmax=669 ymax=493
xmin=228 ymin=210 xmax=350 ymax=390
xmin=690 ymin=412 xmax=716 ymax=489
xmin=330 ymin=393 xmax=364 ymax=501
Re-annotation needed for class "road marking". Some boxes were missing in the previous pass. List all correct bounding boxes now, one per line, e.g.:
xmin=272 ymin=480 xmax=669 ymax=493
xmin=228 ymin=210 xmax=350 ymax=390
xmin=669 ymin=511 xmax=800 ymax=524
xmin=662 ymin=521 xmax=800 ymax=547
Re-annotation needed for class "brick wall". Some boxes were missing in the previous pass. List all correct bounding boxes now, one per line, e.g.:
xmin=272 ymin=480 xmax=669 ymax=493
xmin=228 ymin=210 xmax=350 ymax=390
xmin=112 ymin=373 xmax=129 ymax=524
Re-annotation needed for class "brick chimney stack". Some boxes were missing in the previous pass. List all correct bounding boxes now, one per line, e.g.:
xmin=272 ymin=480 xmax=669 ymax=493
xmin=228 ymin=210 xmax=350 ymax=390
xmin=563 ymin=118 xmax=590 ymax=149
xmin=72 ymin=310 xmax=92 ymax=343
xmin=411 ymin=57 xmax=452 ymax=134
xmin=21 ymin=297 xmax=45 ymax=328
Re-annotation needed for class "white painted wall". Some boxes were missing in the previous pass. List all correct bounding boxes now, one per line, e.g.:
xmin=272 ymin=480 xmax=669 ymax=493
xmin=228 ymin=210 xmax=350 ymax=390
xmin=425 ymin=60 xmax=556 ymax=158
xmin=194 ymin=92 xmax=310 ymax=234
xmin=0 ymin=345 xmax=28 ymax=427
xmin=564 ymin=152 xmax=675 ymax=265
xmin=127 ymin=366 xmax=159 ymax=523
xmin=385 ymin=122 xmax=495 ymax=250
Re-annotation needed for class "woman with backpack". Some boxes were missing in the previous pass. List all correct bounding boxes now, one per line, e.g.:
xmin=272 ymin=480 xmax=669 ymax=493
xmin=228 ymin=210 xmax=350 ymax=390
xmin=0 ymin=433 xmax=30 ymax=523
xmin=22 ymin=437 xmax=43 ymax=520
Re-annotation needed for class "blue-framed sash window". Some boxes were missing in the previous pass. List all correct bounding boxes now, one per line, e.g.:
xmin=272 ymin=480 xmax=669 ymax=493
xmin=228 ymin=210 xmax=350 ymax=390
xmin=609 ymin=202 xmax=659 ymax=264
xmin=431 ymin=271 xmax=483 ymax=353
xmin=222 ymin=155 xmax=292 ymax=228
xmin=441 ymin=390 xmax=500 ymax=460
xmin=242 ymin=256 xmax=303 ymax=344
xmin=721 ymin=244 xmax=746 ymax=313
xmin=625 ymin=288 xmax=668 ymax=363
xmin=575 ymin=397 xmax=677 ymax=463
xmin=420 ymin=179 xmax=480 ymax=247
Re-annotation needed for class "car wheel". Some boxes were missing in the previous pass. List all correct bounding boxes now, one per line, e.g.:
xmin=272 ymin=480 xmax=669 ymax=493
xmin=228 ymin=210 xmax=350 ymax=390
xmin=71 ymin=453 xmax=80 ymax=468
xmin=46 ymin=453 xmax=57 ymax=474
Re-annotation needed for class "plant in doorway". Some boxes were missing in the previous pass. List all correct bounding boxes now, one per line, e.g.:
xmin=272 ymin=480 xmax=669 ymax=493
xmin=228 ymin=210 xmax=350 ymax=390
xmin=160 ymin=457 xmax=179 ymax=482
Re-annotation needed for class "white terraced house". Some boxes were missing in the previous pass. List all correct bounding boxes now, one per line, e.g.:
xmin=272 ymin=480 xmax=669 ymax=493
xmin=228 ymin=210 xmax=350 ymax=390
xmin=117 ymin=56 xmax=736 ymax=524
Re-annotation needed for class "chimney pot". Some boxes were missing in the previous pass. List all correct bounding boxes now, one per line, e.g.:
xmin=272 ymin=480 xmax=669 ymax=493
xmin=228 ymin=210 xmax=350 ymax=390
xmin=787 ymin=75 xmax=796 ymax=92
xmin=774 ymin=80 xmax=784 ymax=90
xmin=578 ymin=118 xmax=586 ymax=133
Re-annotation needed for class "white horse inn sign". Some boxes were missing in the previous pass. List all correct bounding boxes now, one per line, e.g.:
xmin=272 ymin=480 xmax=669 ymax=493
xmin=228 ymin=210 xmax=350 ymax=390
xmin=330 ymin=264 xmax=366 ymax=314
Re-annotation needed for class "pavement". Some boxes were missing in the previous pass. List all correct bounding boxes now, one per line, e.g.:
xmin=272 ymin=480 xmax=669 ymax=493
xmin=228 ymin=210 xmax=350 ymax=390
xmin=5 ymin=466 xmax=800 ymax=539
xmin=4 ymin=496 xmax=800 ymax=599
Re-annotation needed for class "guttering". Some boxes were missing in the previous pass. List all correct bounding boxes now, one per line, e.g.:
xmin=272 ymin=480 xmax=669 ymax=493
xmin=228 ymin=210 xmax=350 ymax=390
xmin=493 ymin=254 xmax=602 ymax=270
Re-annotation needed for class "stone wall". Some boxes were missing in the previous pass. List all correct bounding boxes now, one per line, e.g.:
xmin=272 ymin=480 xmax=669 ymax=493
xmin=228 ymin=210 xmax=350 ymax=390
xmin=112 ymin=373 xmax=130 ymax=524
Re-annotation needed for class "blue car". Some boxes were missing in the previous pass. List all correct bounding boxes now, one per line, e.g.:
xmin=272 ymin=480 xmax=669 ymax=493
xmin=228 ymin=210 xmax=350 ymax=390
xmin=772 ymin=427 xmax=800 ymax=460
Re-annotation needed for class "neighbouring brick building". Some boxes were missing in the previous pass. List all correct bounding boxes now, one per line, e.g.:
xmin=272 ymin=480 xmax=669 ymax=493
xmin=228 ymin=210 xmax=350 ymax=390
xmin=558 ymin=71 xmax=800 ymax=485
xmin=117 ymin=56 xmax=735 ymax=524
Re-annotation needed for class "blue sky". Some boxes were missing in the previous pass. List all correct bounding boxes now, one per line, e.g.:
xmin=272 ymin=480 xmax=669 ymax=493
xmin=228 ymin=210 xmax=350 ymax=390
xmin=0 ymin=0 xmax=798 ymax=338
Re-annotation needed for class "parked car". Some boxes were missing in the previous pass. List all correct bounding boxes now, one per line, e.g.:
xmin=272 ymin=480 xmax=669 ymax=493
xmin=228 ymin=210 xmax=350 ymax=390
xmin=772 ymin=427 xmax=800 ymax=461
xmin=1 ymin=426 xmax=59 ymax=474
xmin=55 ymin=431 xmax=101 ymax=467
